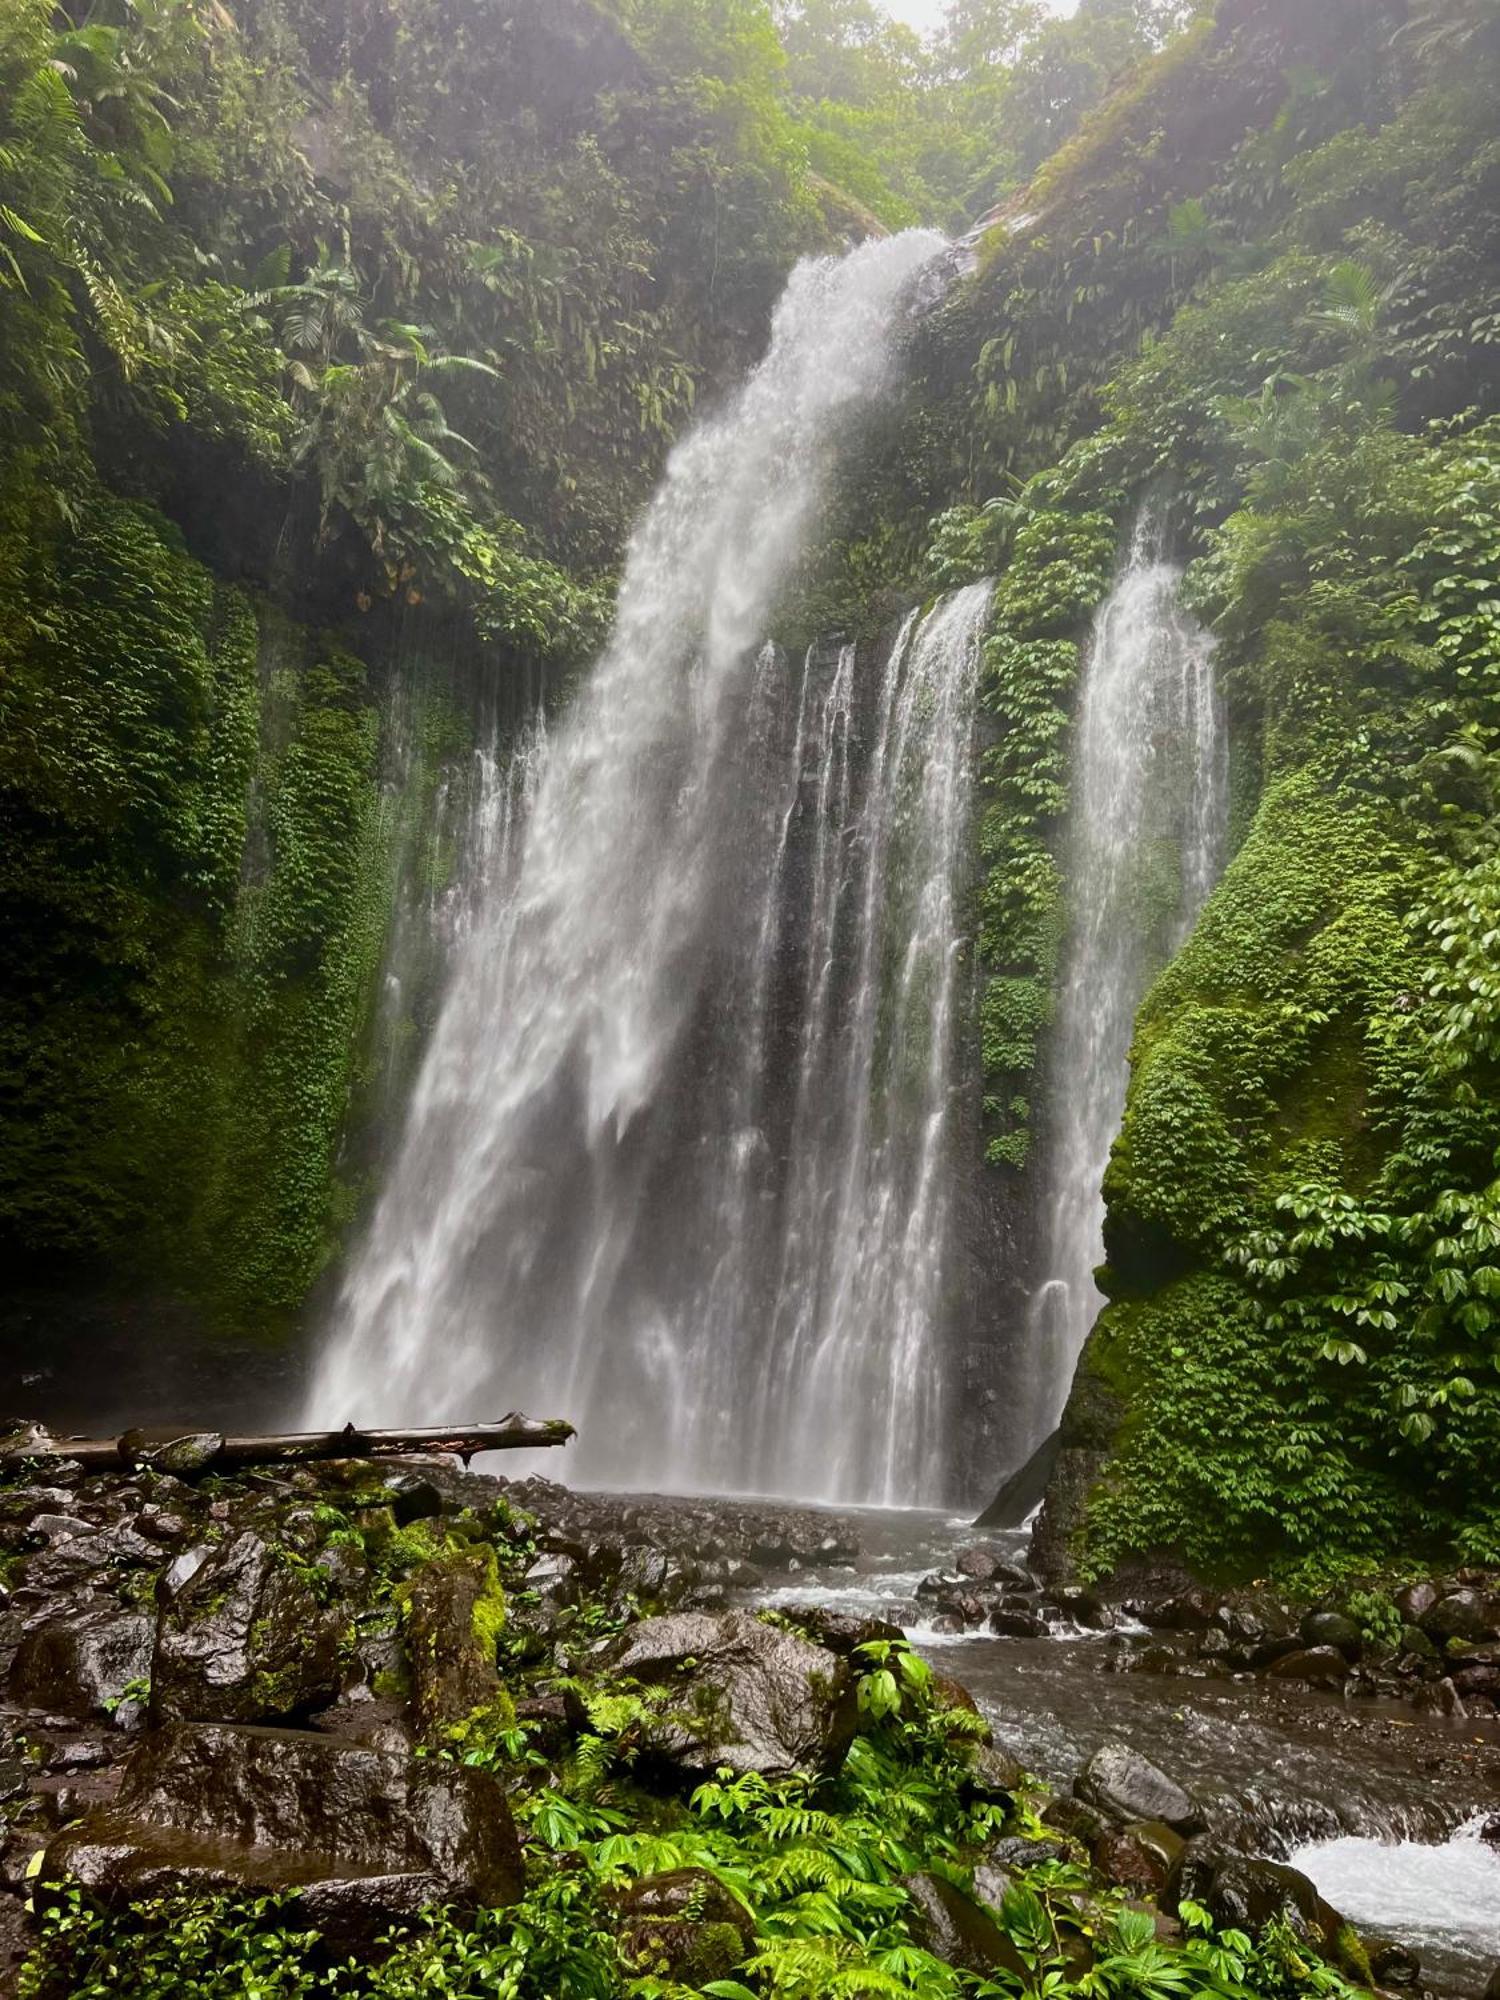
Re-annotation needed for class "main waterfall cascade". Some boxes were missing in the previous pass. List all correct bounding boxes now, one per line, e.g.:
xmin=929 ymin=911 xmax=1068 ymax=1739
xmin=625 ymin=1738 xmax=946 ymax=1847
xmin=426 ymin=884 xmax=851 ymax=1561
xmin=1014 ymin=511 xmax=1229 ymax=1459
xmin=310 ymin=231 xmax=994 ymax=1506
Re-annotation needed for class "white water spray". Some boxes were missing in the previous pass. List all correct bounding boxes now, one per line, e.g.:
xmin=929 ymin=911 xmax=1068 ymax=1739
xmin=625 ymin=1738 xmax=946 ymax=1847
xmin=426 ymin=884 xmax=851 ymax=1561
xmin=309 ymin=232 xmax=988 ymax=1503
xmin=1016 ymin=509 xmax=1227 ymax=1454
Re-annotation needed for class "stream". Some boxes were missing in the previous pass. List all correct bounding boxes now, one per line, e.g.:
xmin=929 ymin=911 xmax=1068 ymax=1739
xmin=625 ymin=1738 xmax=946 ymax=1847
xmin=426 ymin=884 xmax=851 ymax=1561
xmin=717 ymin=1501 xmax=1500 ymax=1996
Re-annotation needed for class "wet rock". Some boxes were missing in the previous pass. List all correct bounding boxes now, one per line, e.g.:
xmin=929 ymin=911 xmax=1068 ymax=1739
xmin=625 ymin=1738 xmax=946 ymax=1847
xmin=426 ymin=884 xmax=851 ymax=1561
xmin=956 ymin=1548 xmax=1002 ymax=1582
xmin=136 ymin=1509 xmax=190 ymax=1546
xmin=1076 ymin=1742 xmax=1201 ymax=1833
xmin=151 ymin=1531 xmax=343 ymax=1725
xmin=9 ymin=1603 xmax=153 ymax=1721
xmin=40 ymin=1721 xmax=522 ymax=1946
xmin=1411 ymin=1675 xmax=1466 ymax=1719
xmin=614 ymin=1865 xmax=754 ymax=1980
xmin=1484 ymin=1963 xmax=1500 ymax=2000
xmin=1394 ymin=1581 xmax=1439 ymax=1624
xmin=1093 ymin=1825 xmax=1172 ymax=1895
xmin=1368 ymin=1938 xmax=1421 ymax=1987
xmin=1043 ymin=1794 xmax=1112 ymax=1845
xmin=1265 ymin=1646 xmax=1348 ymax=1687
xmin=1397 ymin=1625 xmax=1437 ymax=1660
xmin=1452 ymin=1663 xmax=1500 ymax=1699
xmin=989 ymin=1608 xmax=1044 ymax=1639
xmin=402 ymin=1548 xmax=506 ymax=1741
xmin=144 ymin=1432 xmax=224 ymax=1477
xmin=963 ymin=1742 xmax=1026 ymax=1804
xmin=1300 ymin=1612 xmax=1362 ymax=1660
xmin=1146 ymin=1589 xmax=1220 ymax=1632
xmin=790 ymin=1608 xmax=904 ymax=1657
xmin=1171 ymin=1844 xmax=1347 ymax=1954
xmin=902 ymin=1871 xmax=1029 ymax=1981
xmin=986 ymin=1835 xmax=1071 ymax=1872
xmin=1422 ymin=1589 xmax=1496 ymax=1644
xmin=382 ymin=1471 xmax=447 ymax=1527
xmin=608 ymin=1611 xmax=854 ymax=1780
xmin=972 ymin=1858 xmax=1014 ymax=1907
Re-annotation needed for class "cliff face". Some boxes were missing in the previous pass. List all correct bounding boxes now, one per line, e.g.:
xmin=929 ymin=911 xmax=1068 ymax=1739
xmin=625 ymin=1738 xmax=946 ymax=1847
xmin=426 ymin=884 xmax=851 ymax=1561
xmin=939 ymin=0 xmax=1500 ymax=1586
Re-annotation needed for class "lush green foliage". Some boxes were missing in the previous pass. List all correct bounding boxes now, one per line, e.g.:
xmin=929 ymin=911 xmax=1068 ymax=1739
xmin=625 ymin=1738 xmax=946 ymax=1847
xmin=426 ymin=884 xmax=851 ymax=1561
xmin=992 ymin=10 xmax=1500 ymax=1579
xmin=21 ymin=1623 xmax=1363 ymax=2000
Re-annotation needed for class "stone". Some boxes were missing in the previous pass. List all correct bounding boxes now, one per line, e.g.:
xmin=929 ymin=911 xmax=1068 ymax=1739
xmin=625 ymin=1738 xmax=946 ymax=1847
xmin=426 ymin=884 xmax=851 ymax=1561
xmin=151 ymin=1531 xmax=343 ymax=1725
xmin=986 ymin=1835 xmax=1071 ymax=1871
xmin=1076 ymin=1742 xmax=1201 ymax=1833
xmin=1397 ymin=1625 xmax=1437 ymax=1660
xmin=1147 ymin=1589 xmax=1221 ymax=1632
xmin=962 ymin=1742 xmax=1025 ymax=1804
xmin=608 ymin=1611 xmax=855 ymax=1780
xmin=402 ymin=1548 xmax=505 ymax=1741
xmin=9 ymin=1603 xmax=153 ymax=1721
xmin=902 ymin=1871 xmax=1029 ymax=1981
xmin=1422 ymin=1589 xmax=1496 ymax=1645
xmin=956 ymin=1548 xmax=1002 ymax=1582
xmin=382 ymin=1472 xmax=448 ymax=1527
xmin=1300 ymin=1611 xmax=1362 ymax=1659
xmin=1042 ymin=1794 xmax=1112 ymax=1844
xmin=989 ymin=1608 xmax=1044 ymax=1638
xmin=145 ymin=1432 xmax=224 ymax=1477
xmin=40 ymin=1722 xmax=522 ymax=1947
xmin=1171 ymin=1843 xmax=1347 ymax=1953
xmin=1393 ymin=1581 xmax=1439 ymax=1624
xmin=1367 ymin=1938 xmax=1421 ymax=1987
xmin=1411 ymin=1675 xmax=1467 ymax=1719
xmin=1093 ymin=1826 xmax=1172 ymax=1895
xmin=1265 ymin=1645 xmax=1348 ymax=1687
xmin=791 ymin=1608 xmax=905 ymax=1657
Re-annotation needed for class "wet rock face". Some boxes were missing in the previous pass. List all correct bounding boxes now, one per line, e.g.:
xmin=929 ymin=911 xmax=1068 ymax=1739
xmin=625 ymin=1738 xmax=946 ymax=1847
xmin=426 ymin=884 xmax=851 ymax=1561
xmin=1076 ymin=1742 xmax=1202 ymax=1834
xmin=402 ymin=1548 xmax=503 ymax=1739
xmin=608 ymin=1611 xmax=855 ymax=1779
xmin=902 ymin=1871 xmax=1030 ymax=1981
xmin=9 ymin=1602 xmax=153 ymax=1720
xmin=614 ymin=1867 xmax=755 ymax=1985
xmin=41 ymin=1722 xmax=523 ymax=1945
xmin=151 ymin=1531 xmax=343 ymax=1725
xmin=1171 ymin=1844 xmax=1348 ymax=1957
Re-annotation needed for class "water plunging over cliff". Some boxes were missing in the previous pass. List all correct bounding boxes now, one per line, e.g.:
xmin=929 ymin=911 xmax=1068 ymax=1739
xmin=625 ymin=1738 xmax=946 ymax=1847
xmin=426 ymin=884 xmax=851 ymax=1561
xmin=309 ymin=232 xmax=991 ymax=1505
xmin=1016 ymin=511 xmax=1227 ymax=1456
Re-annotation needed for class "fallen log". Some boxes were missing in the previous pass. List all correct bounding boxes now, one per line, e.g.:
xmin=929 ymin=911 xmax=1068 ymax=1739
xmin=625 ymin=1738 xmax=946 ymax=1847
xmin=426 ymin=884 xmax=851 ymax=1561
xmin=0 ymin=1414 xmax=575 ymax=1476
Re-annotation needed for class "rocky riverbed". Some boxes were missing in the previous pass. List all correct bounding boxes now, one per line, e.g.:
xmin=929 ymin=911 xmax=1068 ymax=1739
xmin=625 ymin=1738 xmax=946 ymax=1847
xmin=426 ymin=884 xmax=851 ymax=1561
xmin=0 ymin=1441 xmax=1496 ymax=1997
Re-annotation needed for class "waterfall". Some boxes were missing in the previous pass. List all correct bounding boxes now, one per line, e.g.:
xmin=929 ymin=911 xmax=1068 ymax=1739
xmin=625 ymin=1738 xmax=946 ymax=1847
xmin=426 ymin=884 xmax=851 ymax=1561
xmin=1016 ymin=509 xmax=1228 ymax=1456
xmin=309 ymin=231 xmax=991 ymax=1505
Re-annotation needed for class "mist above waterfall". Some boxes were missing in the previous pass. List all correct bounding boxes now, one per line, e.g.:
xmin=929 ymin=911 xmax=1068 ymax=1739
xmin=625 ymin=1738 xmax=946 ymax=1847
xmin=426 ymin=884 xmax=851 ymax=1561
xmin=309 ymin=232 xmax=993 ymax=1504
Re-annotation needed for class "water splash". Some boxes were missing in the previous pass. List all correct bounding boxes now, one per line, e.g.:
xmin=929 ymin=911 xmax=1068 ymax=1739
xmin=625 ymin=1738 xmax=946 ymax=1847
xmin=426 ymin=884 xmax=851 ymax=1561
xmin=309 ymin=233 xmax=990 ymax=1504
xmin=1016 ymin=508 xmax=1228 ymax=1455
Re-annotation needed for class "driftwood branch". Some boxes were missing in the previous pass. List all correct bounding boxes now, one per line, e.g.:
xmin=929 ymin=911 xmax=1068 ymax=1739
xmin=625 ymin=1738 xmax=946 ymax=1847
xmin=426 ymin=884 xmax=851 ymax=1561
xmin=0 ymin=1414 xmax=575 ymax=1476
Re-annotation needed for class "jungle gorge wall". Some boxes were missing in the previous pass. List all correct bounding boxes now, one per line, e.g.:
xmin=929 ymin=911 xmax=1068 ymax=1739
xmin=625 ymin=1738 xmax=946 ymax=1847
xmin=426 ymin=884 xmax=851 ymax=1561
xmin=5 ymin=0 xmax=1500 ymax=1589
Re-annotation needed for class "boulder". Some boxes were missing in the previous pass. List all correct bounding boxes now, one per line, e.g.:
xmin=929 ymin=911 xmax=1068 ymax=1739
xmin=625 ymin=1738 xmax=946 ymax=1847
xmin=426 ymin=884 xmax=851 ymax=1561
xmin=9 ymin=1603 xmax=152 ymax=1721
xmin=1394 ymin=1580 xmax=1439 ymax=1624
xmin=1422 ymin=1589 xmax=1496 ymax=1645
xmin=985 ymin=1834 xmax=1071 ymax=1871
xmin=401 ymin=1548 xmax=505 ymax=1740
xmin=1265 ymin=1646 xmax=1348 ymax=1687
xmin=962 ymin=1742 xmax=1025 ymax=1804
xmin=1170 ymin=1844 xmax=1348 ymax=1954
xmin=151 ymin=1532 xmax=343 ymax=1725
xmin=1367 ymin=1938 xmax=1421 ymax=1987
xmin=614 ymin=1866 xmax=753 ymax=1985
xmin=790 ymin=1608 xmax=905 ymax=1657
xmin=40 ymin=1722 xmax=522 ymax=1947
xmin=608 ymin=1611 xmax=855 ymax=1779
xmin=1300 ymin=1612 xmax=1362 ymax=1659
xmin=1093 ymin=1825 xmax=1173 ymax=1895
xmin=1076 ymin=1742 xmax=1201 ymax=1833
xmin=902 ymin=1871 xmax=1029 ymax=1981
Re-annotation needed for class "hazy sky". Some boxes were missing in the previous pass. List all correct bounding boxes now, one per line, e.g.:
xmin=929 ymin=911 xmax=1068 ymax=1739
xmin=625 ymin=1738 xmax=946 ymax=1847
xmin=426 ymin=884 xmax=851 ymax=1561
xmin=882 ymin=0 xmax=1079 ymax=28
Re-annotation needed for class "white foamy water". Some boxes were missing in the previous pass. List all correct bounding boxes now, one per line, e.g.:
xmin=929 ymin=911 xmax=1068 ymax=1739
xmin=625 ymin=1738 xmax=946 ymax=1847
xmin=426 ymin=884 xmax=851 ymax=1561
xmin=310 ymin=232 xmax=993 ymax=1505
xmin=1290 ymin=1815 xmax=1500 ymax=1988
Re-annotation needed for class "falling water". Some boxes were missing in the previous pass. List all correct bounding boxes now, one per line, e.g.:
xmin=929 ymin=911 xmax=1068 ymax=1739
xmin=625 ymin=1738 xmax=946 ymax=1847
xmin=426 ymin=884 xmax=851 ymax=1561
xmin=1015 ymin=509 xmax=1227 ymax=1455
xmin=309 ymin=231 xmax=991 ymax=1504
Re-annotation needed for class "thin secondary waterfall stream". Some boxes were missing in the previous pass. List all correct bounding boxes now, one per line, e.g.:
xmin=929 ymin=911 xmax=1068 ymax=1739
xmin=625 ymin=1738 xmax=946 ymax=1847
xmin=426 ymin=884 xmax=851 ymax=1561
xmin=310 ymin=231 xmax=990 ymax=1505
xmin=1016 ymin=510 xmax=1228 ymax=1458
